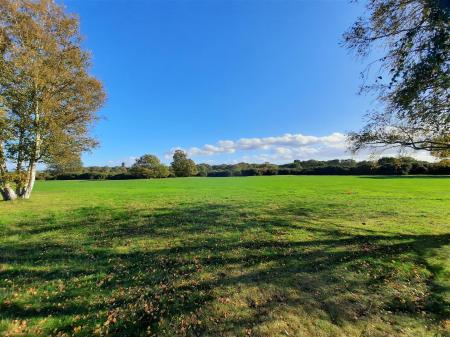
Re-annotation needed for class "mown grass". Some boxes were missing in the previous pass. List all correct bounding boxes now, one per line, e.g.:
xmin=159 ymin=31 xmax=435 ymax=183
xmin=0 ymin=176 xmax=449 ymax=337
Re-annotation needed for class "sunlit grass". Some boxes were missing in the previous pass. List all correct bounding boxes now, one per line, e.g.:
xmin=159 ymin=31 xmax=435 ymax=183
xmin=0 ymin=176 xmax=449 ymax=336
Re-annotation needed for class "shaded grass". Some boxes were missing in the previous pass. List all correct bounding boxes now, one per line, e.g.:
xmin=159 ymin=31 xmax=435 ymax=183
xmin=0 ymin=176 xmax=449 ymax=336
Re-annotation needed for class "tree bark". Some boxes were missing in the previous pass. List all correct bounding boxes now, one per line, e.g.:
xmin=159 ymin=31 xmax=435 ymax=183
xmin=15 ymin=127 xmax=26 ymax=196
xmin=21 ymin=162 xmax=36 ymax=199
xmin=19 ymin=100 xmax=41 ymax=200
xmin=0 ymin=164 xmax=17 ymax=201
xmin=1 ymin=185 xmax=17 ymax=201
xmin=0 ymin=144 xmax=17 ymax=201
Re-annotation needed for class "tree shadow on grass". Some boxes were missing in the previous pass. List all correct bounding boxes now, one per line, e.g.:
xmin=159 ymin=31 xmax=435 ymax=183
xmin=0 ymin=203 xmax=449 ymax=336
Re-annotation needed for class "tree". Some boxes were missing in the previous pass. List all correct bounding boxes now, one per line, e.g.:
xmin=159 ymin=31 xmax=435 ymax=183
xmin=259 ymin=162 xmax=278 ymax=175
xmin=431 ymin=135 xmax=450 ymax=158
xmin=196 ymin=163 xmax=211 ymax=177
xmin=130 ymin=154 xmax=170 ymax=178
xmin=376 ymin=157 xmax=413 ymax=175
xmin=46 ymin=154 xmax=83 ymax=175
xmin=0 ymin=0 xmax=105 ymax=200
xmin=170 ymin=150 xmax=197 ymax=177
xmin=344 ymin=0 xmax=449 ymax=156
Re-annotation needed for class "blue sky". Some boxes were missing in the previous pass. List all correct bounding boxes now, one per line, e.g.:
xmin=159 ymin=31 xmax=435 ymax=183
xmin=61 ymin=0 xmax=405 ymax=166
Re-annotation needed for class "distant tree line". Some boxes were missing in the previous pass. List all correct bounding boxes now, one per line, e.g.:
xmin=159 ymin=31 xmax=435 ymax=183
xmin=37 ymin=151 xmax=450 ymax=180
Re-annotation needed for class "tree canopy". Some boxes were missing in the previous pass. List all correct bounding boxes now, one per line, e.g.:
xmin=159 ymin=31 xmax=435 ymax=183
xmin=170 ymin=150 xmax=198 ymax=177
xmin=0 ymin=0 xmax=105 ymax=200
xmin=344 ymin=0 xmax=449 ymax=156
xmin=130 ymin=154 xmax=170 ymax=178
xmin=37 ymin=156 xmax=450 ymax=180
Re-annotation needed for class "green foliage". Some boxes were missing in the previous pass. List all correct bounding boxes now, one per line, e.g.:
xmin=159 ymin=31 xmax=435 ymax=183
xmin=196 ymin=163 xmax=211 ymax=177
xmin=38 ymin=157 xmax=450 ymax=180
xmin=170 ymin=150 xmax=198 ymax=177
xmin=344 ymin=0 xmax=449 ymax=154
xmin=130 ymin=154 xmax=170 ymax=179
xmin=46 ymin=156 xmax=84 ymax=175
xmin=0 ymin=176 xmax=449 ymax=336
xmin=0 ymin=0 xmax=105 ymax=199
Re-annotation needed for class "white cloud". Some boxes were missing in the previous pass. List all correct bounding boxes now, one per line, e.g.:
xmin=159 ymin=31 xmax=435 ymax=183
xmin=166 ymin=131 xmax=437 ymax=164
xmin=168 ymin=132 xmax=348 ymax=158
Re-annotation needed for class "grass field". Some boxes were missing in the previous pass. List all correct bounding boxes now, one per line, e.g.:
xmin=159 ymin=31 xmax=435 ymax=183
xmin=0 ymin=176 xmax=449 ymax=337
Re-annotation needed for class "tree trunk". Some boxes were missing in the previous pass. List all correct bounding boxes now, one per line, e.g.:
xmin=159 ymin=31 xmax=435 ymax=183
xmin=21 ymin=163 xmax=36 ymax=199
xmin=15 ymin=129 xmax=25 ymax=196
xmin=19 ymin=100 xmax=41 ymax=200
xmin=0 ymin=145 xmax=16 ymax=201
xmin=1 ymin=185 xmax=17 ymax=201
